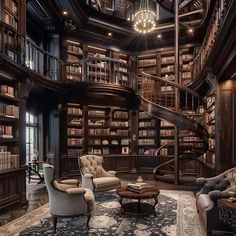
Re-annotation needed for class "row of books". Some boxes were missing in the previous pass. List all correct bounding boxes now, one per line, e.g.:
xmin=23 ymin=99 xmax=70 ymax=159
xmin=160 ymin=129 xmax=174 ymax=136
xmin=67 ymin=128 xmax=83 ymax=136
xmin=67 ymin=44 xmax=83 ymax=54
xmin=0 ymin=152 xmax=19 ymax=171
xmin=0 ymin=103 xmax=19 ymax=118
xmin=138 ymin=139 xmax=155 ymax=145
xmin=139 ymin=130 xmax=156 ymax=137
xmin=88 ymin=138 xmax=129 ymax=145
xmin=113 ymin=110 xmax=128 ymax=119
xmin=111 ymin=121 xmax=129 ymax=127
xmin=67 ymin=107 xmax=83 ymax=116
xmin=139 ymin=120 xmax=156 ymax=127
xmin=3 ymin=12 xmax=18 ymax=30
xmin=66 ymin=65 xmax=82 ymax=74
xmin=67 ymin=138 xmax=83 ymax=146
xmin=0 ymin=125 xmax=13 ymax=138
xmin=0 ymin=85 xmax=15 ymax=97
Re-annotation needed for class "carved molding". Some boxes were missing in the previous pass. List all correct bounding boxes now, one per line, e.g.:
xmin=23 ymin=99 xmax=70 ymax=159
xmin=19 ymin=79 xmax=33 ymax=100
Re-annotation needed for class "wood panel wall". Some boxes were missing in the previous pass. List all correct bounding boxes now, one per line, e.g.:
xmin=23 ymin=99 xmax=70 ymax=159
xmin=217 ymin=79 xmax=236 ymax=172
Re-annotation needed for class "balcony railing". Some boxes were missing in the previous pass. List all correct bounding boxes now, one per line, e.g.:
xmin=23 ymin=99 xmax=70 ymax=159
xmin=25 ymin=38 xmax=62 ymax=80
xmin=191 ymin=0 xmax=232 ymax=79
xmin=0 ymin=21 xmax=134 ymax=88
xmin=63 ymin=57 xmax=134 ymax=88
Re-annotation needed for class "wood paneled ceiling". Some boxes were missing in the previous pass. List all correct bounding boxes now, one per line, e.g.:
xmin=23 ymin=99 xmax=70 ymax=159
xmin=26 ymin=0 xmax=212 ymax=52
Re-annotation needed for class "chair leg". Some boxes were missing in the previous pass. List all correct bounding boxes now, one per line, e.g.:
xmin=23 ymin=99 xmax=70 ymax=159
xmin=53 ymin=216 xmax=57 ymax=234
xmin=87 ymin=213 xmax=91 ymax=228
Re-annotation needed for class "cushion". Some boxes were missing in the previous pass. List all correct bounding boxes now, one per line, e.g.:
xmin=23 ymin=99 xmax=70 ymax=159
xmin=84 ymin=188 xmax=95 ymax=211
xmin=93 ymin=177 xmax=120 ymax=190
xmin=214 ymin=178 xmax=230 ymax=191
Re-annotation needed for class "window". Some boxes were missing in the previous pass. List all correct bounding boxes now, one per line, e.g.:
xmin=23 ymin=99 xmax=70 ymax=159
xmin=26 ymin=112 xmax=38 ymax=163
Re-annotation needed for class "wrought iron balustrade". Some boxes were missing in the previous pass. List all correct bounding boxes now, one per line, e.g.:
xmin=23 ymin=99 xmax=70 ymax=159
xmin=191 ymin=0 xmax=232 ymax=79
xmin=64 ymin=57 xmax=134 ymax=88
xmin=140 ymin=71 xmax=201 ymax=113
xmin=25 ymin=38 xmax=62 ymax=80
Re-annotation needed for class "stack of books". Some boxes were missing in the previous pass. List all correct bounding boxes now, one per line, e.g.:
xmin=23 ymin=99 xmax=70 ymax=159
xmin=126 ymin=183 xmax=151 ymax=193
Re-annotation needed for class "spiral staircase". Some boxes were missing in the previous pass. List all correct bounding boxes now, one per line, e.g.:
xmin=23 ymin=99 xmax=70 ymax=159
xmin=139 ymin=72 xmax=208 ymax=182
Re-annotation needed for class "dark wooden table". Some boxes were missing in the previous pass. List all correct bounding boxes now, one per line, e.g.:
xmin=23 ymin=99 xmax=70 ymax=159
xmin=218 ymin=198 xmax=236 ymax=236
xmin=116 ymin=187 xmax=160 ymax=216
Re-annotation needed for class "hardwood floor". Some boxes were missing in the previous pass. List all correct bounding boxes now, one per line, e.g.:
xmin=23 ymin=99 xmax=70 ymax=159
xmin=0 ymin=173 xmax=199 ymax=227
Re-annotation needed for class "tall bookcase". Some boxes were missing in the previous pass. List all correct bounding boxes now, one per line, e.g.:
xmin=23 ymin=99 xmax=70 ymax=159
xmin=2 ymin=0 xmax=19 ymax=30
xmin=137 ymin=111 xmax=160 ymax=172
xmin=60 ymin=104 xmax=132 ymax=177
xmin=0 ymin=74 xmax=27 ymax=210
xmin=202 ymin=93 xmax=216 ymax=167
xmin=0 ymin=0 xmax=25 ymax=62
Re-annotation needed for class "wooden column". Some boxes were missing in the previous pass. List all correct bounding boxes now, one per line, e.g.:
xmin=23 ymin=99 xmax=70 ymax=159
xmin=174 ymin=0 xmax=180 ymax=185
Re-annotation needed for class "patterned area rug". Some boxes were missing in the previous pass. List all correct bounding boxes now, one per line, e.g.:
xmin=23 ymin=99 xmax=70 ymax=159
xmin=0 ymin=190 xmax=205 ymax=236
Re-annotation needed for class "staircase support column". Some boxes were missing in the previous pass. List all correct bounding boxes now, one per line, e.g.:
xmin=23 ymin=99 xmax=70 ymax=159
xmin=174 ymin=126 xmax=179 ymax=185
xmin=174 ymin=0 xmax=180 ymax=185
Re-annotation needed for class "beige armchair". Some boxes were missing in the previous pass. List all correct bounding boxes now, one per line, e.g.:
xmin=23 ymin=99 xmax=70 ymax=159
xmin=43 ymin=163 xmax=95 ymax=233
xmin=79 ymin=155 xmax=121 ymax=192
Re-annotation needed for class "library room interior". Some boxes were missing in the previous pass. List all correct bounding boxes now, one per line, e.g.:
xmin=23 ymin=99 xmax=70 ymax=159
xmin=0 ymin=0 xmax=236 ymax=235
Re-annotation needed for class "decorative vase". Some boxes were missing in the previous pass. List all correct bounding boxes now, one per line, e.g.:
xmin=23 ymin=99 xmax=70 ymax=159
xmin=137 ymin=176 xmax=143 ymax=183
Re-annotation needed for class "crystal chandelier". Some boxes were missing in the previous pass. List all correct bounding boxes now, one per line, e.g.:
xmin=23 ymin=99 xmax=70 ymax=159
xmin=134 ymin=0 xmax=156 ymax=34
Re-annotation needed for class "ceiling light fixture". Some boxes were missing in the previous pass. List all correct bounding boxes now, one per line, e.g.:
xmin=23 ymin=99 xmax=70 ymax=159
xmin=108 ymin=32 xmax=112 ymax=37
xmin=133 ymin=0 xmax=156 ymax=34
xmin=157 ymin=34 xmax=162 ymax=38
xmin=62 ymin=11 xmax=68 ymax=16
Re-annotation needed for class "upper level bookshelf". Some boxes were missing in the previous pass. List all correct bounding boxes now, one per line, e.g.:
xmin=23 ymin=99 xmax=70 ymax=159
xmin=66 ymin=40 xmax=83 ymax=81
xmin=138 ymin=53 xmax=158 ymax=76
xmin=1 ymin=0 xmax=19 ymax=30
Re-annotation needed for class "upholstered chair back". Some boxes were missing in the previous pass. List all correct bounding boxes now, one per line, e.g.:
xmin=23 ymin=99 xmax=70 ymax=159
xmin=80 ymin=155 xmax=106 ymax=178
xmin=43 ymin=163 xmax=95 ymax=233
xmin=79 ymin=155 xmax=120 ymax=192
xmin=43 ymin=163 xmax=88 ymax=216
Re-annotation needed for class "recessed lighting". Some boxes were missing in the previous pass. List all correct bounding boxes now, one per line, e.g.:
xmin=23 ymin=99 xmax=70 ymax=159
xmin=62 ymin=11 xmax=68 ymax=16
xmin=188 ymin=28 xmax=193 ymax=33
xmin=157 ymin=34 xmax=162 ymax=39
xmin=108 ymin=32 xmax=112 ymax=37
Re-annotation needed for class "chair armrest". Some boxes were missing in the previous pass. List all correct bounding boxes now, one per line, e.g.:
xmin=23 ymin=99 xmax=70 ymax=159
xmin=66 ymin=188 xmax=86 ymax=195
xmin=59 ymin=179 xmax=79 ymax=186
xmin=208 ymin=189 xmax=231 ymax=201
xmin=196 ymin=177 xmax=206 ymax=185
xmin=108 ymin=170 xmax=116 ymax=176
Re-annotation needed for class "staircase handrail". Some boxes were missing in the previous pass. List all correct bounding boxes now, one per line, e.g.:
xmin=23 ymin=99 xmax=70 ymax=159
xmin=142 ymin=72 xmax=201 ymax=99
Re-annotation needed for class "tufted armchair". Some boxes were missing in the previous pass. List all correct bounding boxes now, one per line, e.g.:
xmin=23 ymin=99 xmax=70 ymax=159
xmin=79 ymin=155 xmax=121 ymax=192
xmin=196 ymin=167 xmax=236 ymax=235
xmin=43 ymin=163 xmax=95 ymax=233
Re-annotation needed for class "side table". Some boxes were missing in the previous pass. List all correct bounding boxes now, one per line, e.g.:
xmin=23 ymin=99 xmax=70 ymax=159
xmin=116 ymin=187 xmax=160 ymax=216
xmin=218 ymin=198 xmax=236 ymax=236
